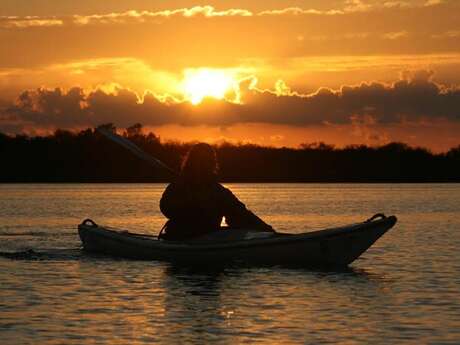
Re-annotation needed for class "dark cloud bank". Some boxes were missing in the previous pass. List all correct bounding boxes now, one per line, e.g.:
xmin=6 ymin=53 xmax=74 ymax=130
xmin=2 ymin=71 xmax=460 ymax=132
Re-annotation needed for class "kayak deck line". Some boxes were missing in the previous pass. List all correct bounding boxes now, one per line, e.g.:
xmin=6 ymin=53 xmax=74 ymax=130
xmin=78 ymin=214 xmax=397 ymax=267
xmin=80 ymin=218 xmax=395 ymax=249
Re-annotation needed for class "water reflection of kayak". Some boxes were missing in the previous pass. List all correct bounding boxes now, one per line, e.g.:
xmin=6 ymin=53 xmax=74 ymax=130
xmin=78 ymin=214 xmax=397 ymax=267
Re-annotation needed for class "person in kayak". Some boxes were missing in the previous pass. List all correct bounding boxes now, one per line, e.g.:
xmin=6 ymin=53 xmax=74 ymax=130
xmin=159 ymin=143 xmax=274 ymax=240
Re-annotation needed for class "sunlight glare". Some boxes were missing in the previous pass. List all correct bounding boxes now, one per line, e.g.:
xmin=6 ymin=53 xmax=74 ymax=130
xmin=182 ymin=69 xmax=234 ymax=105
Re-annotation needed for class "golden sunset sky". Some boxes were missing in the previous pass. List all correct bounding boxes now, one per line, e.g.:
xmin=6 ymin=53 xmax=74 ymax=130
xmin=1 ymin=0 xmax=460 ymax=151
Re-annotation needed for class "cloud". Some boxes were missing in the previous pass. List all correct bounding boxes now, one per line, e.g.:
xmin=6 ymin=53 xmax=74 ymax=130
xmin=73 ymin=6 xmax=253 ymax=25
xmin=3 ymin=71 xmax=460 ymax=133
xmin=2 ymin=1 xmax=456 ymax=29
xmin=2 ymin=2 xmax=459 ymax=71
xmin=257 ymin=0 xmax=442 ymax=16
xmin=343 ymin=0 xmax=373 ymax=13
xmin=0 ymin=16 xmax=63 ymax=28
xmin=382 ymin=31 xmax=409 ymax=39
xmin=425 ymin=0 xmax=444 ymax=6
xmin=1 ymin=6 xmax=254 ymax=28
xmin=382 ymin=1 xmax=412 ymax=9
xmin=432 ymin=30 xmax=460 ymax=38
xmin=258 ymin=8 xmax=343 ymax=16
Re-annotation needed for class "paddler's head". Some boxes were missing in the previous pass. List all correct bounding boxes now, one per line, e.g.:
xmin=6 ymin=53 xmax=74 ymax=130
xmin=180 ymin=143 xmax=218 ymax=183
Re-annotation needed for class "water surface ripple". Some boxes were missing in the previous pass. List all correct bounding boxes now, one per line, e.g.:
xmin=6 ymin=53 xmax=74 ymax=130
xmin=1 ymin=183 xmax=459 ymax=344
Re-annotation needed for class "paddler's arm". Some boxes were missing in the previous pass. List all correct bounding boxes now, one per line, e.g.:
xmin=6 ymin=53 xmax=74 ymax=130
xmin=160 ymin=183 xmax=189 ymax=219
xmin=219 ymin=185 xmax=275 ymax=232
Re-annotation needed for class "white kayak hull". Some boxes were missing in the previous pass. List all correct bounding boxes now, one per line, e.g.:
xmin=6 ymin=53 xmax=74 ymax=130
xmin=78 ymin=215 xmax=397 ymax=267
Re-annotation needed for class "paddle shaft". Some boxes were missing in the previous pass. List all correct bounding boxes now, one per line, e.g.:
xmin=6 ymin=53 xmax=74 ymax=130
xmin=97 ymin=128 xmax=177 ymax=177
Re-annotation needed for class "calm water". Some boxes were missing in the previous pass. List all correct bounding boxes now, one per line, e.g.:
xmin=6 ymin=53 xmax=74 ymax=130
xmin=1 ymin=183 xmax=459 ymax=344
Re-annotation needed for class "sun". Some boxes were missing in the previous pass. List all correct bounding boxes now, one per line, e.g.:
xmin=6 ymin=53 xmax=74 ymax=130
xmin=181 ymin=68 xmax=235 ymax=105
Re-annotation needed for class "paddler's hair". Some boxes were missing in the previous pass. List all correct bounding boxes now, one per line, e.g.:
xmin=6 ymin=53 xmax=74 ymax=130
xmin=180 ymin=143 xmax=218 ymax=183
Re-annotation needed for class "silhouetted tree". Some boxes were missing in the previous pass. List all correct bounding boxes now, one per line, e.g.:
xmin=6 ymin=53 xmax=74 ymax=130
xmin=96 ymin=123 xmax=116 ymax=133
xmin=0 ymin=125 xmax=458 ymax=182
xmin=125 ymin=123 xmax=143 ymax=138
xmin=447 ymin=145 xmax=460 ymax=160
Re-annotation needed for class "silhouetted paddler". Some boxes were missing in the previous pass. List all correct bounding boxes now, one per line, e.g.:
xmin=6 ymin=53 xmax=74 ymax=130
xmin=159 ymin=143 xmax=274 ymax=240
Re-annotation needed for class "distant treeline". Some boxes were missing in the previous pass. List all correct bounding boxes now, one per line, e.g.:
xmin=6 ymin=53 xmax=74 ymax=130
xmin=1 ymin=124 xmax=459 ymax=182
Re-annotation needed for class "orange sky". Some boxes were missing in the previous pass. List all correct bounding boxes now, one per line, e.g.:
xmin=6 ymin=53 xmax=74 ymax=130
xmin=1 ymin=0 xmax=460 ymax=151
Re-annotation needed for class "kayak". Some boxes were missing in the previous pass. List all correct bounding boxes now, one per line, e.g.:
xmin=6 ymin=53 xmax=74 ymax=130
xmin=78 ymin=214 xmax=396 ymax=267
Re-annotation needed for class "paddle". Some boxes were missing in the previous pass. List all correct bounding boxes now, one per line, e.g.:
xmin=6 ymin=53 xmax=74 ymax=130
xmin=97 ymin=127 xmax=276 ymax=235
xmin=97 ymin=128 xmax=177 ymax=176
